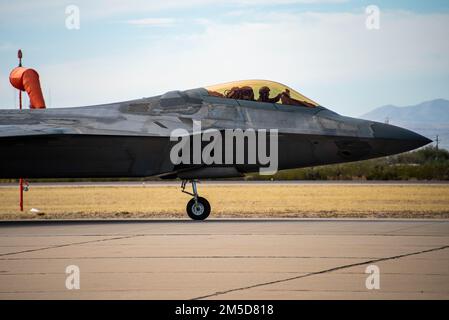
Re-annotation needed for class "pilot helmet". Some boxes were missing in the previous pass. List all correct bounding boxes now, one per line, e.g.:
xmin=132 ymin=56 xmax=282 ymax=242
xmin=259 ymin=86 xmax=270 ymax=94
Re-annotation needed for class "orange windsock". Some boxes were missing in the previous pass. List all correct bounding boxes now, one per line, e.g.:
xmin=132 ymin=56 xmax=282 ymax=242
xmin=9 ymin=67 xmax=46 ymax=109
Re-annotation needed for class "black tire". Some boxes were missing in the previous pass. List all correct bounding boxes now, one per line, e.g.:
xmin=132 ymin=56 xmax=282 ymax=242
xmin=186 ymin=197 xmax=211 ymax=220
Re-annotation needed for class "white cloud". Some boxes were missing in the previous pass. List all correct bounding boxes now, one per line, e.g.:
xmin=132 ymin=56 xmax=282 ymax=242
xmin=0 ymin=0 xmax=348 ymax=13
xmin=126 ymin=18 xmax=177 ymax=27
xmin=0 ymin=43 xmax=15 ymax=52
xmin=0 ymin=0 xmax=349 ymax=23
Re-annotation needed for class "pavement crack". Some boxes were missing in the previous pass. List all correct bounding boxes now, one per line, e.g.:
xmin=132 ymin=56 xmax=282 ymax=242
xmin=385 ymin=221 xmax=440 ymax=234
xmin=191 ymin=244 xmax=449 ymax=300
xmin=0 ymin=234 xmax=144 ymax=257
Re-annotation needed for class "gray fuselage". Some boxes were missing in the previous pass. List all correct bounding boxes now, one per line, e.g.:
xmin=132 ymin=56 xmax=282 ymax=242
xmin=0 ymin=88 xmax=431 ymax=179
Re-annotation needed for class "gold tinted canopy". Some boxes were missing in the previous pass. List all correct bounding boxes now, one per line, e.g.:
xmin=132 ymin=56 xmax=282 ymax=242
xmin=205 ymin=80 xmax=319 ymax=108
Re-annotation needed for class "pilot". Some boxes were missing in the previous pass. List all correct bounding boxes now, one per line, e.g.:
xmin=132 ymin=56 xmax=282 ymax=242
xmin=258 ymin=86 xmax=281 ymax=103
xmin=240 ymin=86 xmax=255 ymax=101
xmin=225 ymin=86 xmax=255 ymax=101
xmin=280 ymin=88 xmax=314 ymax=107
xmin=225 ymin=87 xmax=241 ymax=99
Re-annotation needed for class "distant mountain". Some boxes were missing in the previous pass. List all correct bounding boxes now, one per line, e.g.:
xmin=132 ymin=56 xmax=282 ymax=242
xmin=360 ymin=99 xmax=449 ymax=150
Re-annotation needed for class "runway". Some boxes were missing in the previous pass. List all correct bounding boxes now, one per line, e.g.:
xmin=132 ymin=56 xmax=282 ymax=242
xmin=0 ymin=219 xmax=448 ymax=299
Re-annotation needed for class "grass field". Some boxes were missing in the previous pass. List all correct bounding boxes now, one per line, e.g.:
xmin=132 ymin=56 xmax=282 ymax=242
xmin=0 ymin=184 xmax=449 ymax=219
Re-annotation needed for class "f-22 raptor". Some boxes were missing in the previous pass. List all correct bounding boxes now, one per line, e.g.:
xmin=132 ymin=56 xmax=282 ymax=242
xmin=0 ymin=79 xmax=431 ymax=220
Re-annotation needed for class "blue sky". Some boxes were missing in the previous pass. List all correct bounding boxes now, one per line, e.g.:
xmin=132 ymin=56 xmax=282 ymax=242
xmin=1 ymin=0 xmax=448 ymax=116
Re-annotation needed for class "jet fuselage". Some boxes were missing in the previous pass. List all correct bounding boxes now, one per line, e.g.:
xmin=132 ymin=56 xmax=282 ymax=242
xmin=0 ymin=87 xmax=431 ymax=179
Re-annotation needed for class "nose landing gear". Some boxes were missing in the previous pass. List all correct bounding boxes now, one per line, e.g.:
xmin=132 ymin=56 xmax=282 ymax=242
xmin=181 ymin=180 xmax=211 ymax=220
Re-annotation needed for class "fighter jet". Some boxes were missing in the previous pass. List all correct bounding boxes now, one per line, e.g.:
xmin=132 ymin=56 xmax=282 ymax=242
xmin=0 ymin=79 xmax=431 ymax=220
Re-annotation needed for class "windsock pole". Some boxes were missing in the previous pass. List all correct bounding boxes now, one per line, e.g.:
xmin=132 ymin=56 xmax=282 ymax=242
xmin=18 ymin=49 xmax=23 ymax=211
xmin=19 ymin=180 xmax=23 ymax=211
xmin=18 ymin=49 xmax=22 ymax=110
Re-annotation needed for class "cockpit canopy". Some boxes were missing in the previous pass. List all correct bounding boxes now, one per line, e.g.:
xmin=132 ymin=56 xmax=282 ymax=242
xmin=205 ymin=80 xmax=319 ymax=108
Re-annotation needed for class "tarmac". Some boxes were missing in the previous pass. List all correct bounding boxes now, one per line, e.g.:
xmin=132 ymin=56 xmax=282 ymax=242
xmin=0 ymin=219 xmax=448 ymax=299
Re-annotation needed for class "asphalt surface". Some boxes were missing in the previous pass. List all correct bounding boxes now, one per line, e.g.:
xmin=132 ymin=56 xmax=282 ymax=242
xmin=0 ymin=219 xmax=448 ymax=299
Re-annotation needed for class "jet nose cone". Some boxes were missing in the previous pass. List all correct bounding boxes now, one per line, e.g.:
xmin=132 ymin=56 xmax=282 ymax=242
xmin=370 ymin=122 xmax=432 ymax=155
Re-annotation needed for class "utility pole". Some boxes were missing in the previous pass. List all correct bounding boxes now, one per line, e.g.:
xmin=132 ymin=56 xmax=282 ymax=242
xmin=435 ymin=135 xmax=439 ymax=151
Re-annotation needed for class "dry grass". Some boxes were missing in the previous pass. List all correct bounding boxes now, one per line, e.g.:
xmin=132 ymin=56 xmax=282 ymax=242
xmin=1 ymin=184 xmax=449 ymax=219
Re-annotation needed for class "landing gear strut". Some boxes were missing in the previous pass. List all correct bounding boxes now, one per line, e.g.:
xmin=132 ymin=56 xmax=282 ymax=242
xmin=181 ymin=180 xmax=211 ymax=220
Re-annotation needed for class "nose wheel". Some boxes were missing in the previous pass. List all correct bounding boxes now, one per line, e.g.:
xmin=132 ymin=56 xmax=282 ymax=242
xmin=181 ymin=180 xmax=211 ymax=220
